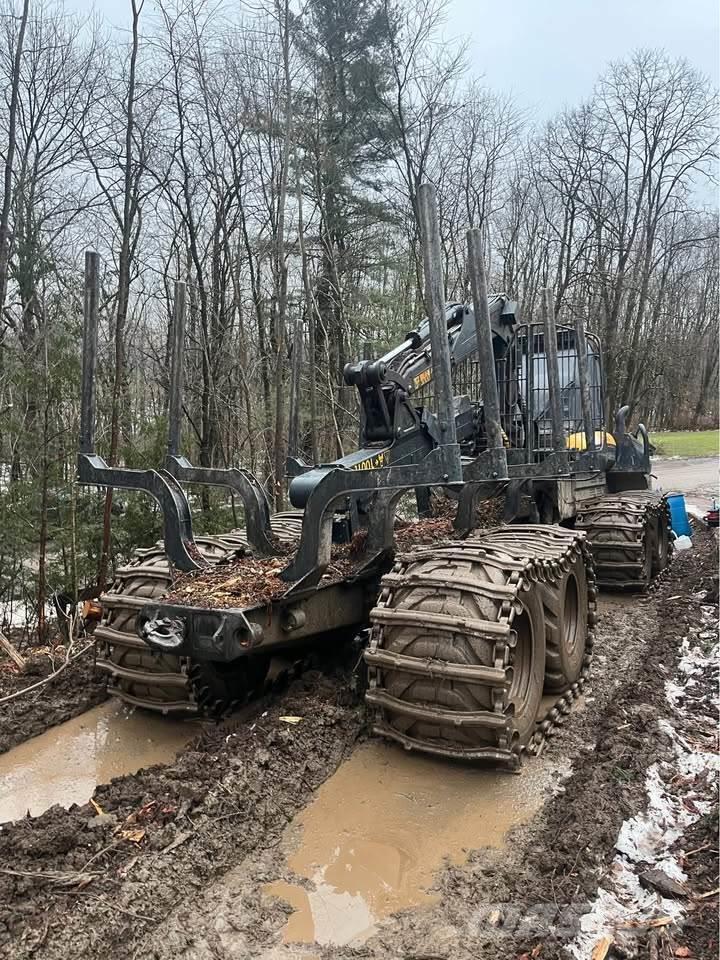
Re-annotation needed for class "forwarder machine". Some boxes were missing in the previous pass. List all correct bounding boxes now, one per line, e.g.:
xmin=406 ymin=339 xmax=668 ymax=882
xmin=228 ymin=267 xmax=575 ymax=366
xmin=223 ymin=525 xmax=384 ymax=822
xmin=80 ymin=183 xmax=671 ymax=765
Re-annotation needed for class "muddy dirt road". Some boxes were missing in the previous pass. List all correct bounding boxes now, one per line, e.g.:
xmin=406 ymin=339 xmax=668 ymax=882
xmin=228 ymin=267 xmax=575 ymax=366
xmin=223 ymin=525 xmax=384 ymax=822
xmin=0 ymin=650 xmax=106 ymax=755
xmin=0 ymin=700 xmax=197 ymax=822
xmin=0 ymin=527 xmax=716 ymax=960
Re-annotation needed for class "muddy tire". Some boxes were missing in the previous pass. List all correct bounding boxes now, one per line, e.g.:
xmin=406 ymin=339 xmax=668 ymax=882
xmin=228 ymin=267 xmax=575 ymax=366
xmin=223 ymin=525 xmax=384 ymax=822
xmin=95 ymin=515 xmax=303 ymax=715
xmin=652 ymin=500 xmax=672 ymax=576
xmin=368 ymin=547 xmax=546 ymax=759
xmin=94 ymin=547 xmax=189 ymax=713
xmin=365 ymin=526 xmax=592 ymax=764
xmin=576 ymin=491 xmax=667 ymax=591
xmin=541 ymin=552 xmax=588 ymax=692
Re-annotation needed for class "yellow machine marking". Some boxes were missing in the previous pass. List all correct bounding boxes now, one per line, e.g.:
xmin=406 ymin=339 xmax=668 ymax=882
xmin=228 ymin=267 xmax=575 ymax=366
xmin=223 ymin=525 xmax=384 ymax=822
xmin=413 ymin=369 xmax=432 ymax=389
xmin=566 ymin=430 xmax=616 ymax=450
xmin=352 ymin=451 xmax=388 ymax=471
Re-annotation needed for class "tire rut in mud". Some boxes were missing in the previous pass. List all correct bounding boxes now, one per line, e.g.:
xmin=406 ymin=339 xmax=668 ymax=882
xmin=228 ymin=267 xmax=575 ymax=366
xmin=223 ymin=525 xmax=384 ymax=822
xmin=0 ymin=651 xmax=107 ymax=755
xmin=328 ymin=524 xmax=717 ymax=960
xmin=0 ymin=652 xmax=364 ymax=960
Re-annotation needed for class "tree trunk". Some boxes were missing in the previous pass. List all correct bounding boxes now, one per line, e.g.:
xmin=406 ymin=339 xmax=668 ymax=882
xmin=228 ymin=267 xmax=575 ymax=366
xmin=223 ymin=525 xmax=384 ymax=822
xmin=99 ymin=0 xmax=142 ymax=588
xmin=0 ymin=0 xmax=30 ymax=319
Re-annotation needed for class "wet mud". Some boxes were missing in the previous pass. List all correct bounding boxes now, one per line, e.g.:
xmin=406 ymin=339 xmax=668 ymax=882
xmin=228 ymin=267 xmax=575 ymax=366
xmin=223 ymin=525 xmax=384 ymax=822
xmin=0 ymin=663 xmax=364 ymax=960
xmin=263 ymin=741 xmax=568 ymax=947
xmin=0 ymin=650 xmax=106 ymax=755
xmin=137 ymin=529 xmax=717 ymax=960
xmin=0 ymin=528 xmax=716 ymax=960
xmin=0 ymin=700 xmax=197 ymax=823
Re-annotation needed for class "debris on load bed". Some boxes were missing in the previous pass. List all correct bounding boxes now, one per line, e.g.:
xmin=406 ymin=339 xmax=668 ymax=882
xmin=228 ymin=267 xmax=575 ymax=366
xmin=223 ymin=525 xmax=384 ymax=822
xmin=428 ymin=490 xmax=504 ymax=528
xmin=165 ymin=517 xmax=455 ymax=610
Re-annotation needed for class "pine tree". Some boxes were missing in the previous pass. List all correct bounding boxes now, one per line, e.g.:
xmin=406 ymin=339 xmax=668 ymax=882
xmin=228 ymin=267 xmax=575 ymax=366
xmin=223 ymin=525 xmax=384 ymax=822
xmin=295 ymin=0 xmax=397 ymax=452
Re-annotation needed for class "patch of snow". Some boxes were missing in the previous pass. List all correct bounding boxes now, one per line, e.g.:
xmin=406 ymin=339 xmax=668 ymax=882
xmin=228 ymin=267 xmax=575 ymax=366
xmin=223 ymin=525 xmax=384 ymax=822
xmin=664 ymin=681 xmax=685 ymax=708
xmin=571 ymin=861 xmax=683 ymax=958
xmin=566 ymin=615 xmax=719 ymax=958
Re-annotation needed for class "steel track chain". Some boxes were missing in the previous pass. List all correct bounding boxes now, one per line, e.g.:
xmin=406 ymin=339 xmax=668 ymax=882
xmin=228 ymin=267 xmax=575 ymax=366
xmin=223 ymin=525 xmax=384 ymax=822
xmin=364 ymin=524 xmax=596 ymax=768
xmin=576 ymin=491 xmax=672 ymax=590
xmin=94 ymin=518 xmax=302 ymax=715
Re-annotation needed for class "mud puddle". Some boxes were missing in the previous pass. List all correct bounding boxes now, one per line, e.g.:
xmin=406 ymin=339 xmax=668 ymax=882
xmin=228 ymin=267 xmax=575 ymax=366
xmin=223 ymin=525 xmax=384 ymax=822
xmin=264 ymin=740 xmax=570 ymax=948
xmin=0 ymin=700 xmax=198 ymax=823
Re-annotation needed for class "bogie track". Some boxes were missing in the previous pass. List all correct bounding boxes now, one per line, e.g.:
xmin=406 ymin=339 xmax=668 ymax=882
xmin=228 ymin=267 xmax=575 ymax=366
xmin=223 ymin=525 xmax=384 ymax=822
xmin=364 ymin=525 xmax=596 ymax=766
xmin=576 ymin=491 xmax=671 ymax=590
xmin=94 ymin=517 xmax=302 ymax=715
xmin=96 ymin=493 xmax=669 ymax=748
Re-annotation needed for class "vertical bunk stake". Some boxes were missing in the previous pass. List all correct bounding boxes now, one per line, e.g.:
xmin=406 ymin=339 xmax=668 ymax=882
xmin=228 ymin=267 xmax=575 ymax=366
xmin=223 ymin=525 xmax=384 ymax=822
xmin=288 ymin=321 xmax=303 ymax=459
xmin=526 ymin=322 xmax=536 ymax=463
xmin=573 ymin=313 xmax=595 ymax=452
xmin=80 ymin=251 xmax=100 ymax=456
xmin=167 ymin=280 xmax=187 ymax=459
xmin=417 ymin=182 xmax=458 ymax=454
xmin=467 ymin=228 xmax=504 ymax=452
xmin=541 ymin=287 xmax=565 ymax=453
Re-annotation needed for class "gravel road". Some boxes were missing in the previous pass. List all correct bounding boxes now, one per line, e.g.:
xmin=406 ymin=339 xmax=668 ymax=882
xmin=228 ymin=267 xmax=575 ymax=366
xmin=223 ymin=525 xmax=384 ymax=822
xmin=652 ymin=455 xmax=718 ymax=509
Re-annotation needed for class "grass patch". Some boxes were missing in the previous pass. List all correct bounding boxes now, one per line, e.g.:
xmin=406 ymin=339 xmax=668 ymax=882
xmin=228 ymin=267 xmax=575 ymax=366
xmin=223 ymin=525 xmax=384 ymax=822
xmin=652 ymin=430 xmax=719 ymax=458
xmin=610 ymin=765 xmax=636 ymax=783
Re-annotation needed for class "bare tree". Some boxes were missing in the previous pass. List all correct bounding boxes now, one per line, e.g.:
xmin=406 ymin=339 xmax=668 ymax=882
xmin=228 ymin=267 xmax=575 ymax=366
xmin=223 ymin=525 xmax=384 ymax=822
xmin=0 ymin=0 xmax=29 ymax=320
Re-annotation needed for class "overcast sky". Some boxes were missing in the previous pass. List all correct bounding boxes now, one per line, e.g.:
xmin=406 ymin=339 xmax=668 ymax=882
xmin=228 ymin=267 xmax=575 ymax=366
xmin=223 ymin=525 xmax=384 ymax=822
xmin=70 ymin=0 xmax=719 ymax=117
xmin=447 ymin=0 xmax=719 ymax=115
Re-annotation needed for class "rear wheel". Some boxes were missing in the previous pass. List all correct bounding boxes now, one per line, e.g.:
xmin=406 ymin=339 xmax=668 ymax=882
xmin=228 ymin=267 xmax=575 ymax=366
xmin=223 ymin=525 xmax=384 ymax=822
xmin=576 ymin=491 xmax=667 ymax=590
xmin=652 ymin=502 xmax=671 ymax=575
xmin=541 ymin=553 xmax=589 ymax=692
xmin=365 ymin=525 xmax=592 ymax=764
xmin=96 ymin=515 xmax=302 ymax=715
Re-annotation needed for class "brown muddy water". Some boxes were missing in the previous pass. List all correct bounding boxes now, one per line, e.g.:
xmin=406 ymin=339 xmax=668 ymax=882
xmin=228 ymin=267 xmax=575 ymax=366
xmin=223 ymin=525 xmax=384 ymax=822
xmin=0 ymin=700 xmax=197 ymax=823
xmin=264 ymin=740 xmax=570 ymax=948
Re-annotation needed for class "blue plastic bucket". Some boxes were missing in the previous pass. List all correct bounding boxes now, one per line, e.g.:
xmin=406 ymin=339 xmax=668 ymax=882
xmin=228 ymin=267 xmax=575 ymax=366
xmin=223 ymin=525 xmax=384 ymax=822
xmin=666 ymin=492 xmax=692 ymax=537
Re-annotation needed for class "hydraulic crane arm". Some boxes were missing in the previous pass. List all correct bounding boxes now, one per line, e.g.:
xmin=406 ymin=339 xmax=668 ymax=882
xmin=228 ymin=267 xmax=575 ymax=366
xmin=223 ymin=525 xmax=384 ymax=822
xmin=287 ymin=297 xmax=517 ymax=511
